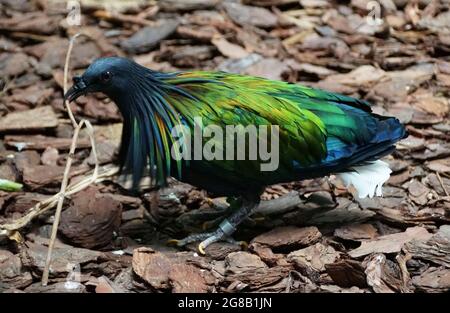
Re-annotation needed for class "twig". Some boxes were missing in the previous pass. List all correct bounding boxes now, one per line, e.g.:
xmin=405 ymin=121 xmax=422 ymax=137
xmin=63 ymin=33 xmax=81 ymax=128
xmin=0 ymin=165 xmax=119 ymax=237
xmin=41 ymin=33 xmax=99 ymax=286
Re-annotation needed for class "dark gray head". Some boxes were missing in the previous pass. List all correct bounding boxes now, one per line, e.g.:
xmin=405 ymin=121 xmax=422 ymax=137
xmin=64 ymin=57 xmax=148 ymax=103
xmin=64 ymin=57 xmax=179 ymax=190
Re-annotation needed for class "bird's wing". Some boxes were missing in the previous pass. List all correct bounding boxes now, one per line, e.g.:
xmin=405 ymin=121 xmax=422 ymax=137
xmin=162 ymin=72 xmax=334 ymax=183
xmin=162 ymin=71 xmax=404 ymax=186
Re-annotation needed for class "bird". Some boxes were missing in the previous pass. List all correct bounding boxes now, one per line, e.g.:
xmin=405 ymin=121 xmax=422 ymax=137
xmin=65 ymin=57 xmax=407 ymax=253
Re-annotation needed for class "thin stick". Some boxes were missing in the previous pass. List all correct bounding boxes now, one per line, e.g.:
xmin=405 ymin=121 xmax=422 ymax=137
xmin=0 ymin=165 xmax=118 ymax=237
xmin=41 ymin=33 xmax=99 ymax=286
xmin=63 ymin=34 xmax=81 ymax=128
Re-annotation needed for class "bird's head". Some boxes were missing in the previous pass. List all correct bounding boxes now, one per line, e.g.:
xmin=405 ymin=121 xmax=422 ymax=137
xmin=64 ymin=57 xmax=142 ymax=104
xmin=64 ymin=57 xmax=181 ymax=190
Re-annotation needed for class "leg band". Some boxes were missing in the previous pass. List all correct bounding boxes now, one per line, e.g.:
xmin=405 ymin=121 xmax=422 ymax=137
xmin=219 ymin=219 xmax=236 ymax=236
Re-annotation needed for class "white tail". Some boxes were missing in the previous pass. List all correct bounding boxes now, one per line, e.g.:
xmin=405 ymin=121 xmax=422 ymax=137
xmin=337 ymin=160 xmax=392 ymax=199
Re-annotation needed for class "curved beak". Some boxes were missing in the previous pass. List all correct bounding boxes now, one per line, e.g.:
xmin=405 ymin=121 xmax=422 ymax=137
xmin=64 ymin=75 xmax=88 ymax=102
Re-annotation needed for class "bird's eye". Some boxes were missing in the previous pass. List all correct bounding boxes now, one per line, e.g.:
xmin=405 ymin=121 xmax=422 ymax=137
xmin=100 ymin=71 xmax=113 ymax=82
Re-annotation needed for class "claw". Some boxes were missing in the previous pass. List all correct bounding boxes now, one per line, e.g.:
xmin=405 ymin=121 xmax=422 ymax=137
xmin=166 ymin=239 xmax=180 ymax=246
xmin=239 ymin=241 xmax=248 ymax=250
xmin=198 ymin=242 xmax=206 ymax=255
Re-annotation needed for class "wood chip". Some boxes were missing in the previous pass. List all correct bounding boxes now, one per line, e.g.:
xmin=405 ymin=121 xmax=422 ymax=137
xmin=5 ymin=135 xmax=90 ymax=151
xmin=59 ymin=187 xmax=123 ymax=250
xmin=251 ymin=226 xmax=322 ymax=251
xmin=325 ymin=259 xmax=367 ymax=288
xmin=0 ymin=106 xmax=58 ymax=133
xmin=132 ymin=248 xmax=172 ymax=290
xmin=288 ymin=243 xmax=340 ymax=272
xmin=404 ymin=225 xmax=450 ymax=268
xmin=349 ymin=227 xmax=432 ymax=258
xmin=169 ymin=263 xmax=208 ymax=293
xmin=411 ymin=267 xmax=450 ymax=293
xmin=334 ymin=224 xmax=378 ymax=241
xmin=364 ymin=253 xmax=410 ymax=293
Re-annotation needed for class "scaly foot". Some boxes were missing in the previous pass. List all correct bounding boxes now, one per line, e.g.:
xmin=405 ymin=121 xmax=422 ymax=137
xmin=168 ymin=219 xmax=246 ymax=254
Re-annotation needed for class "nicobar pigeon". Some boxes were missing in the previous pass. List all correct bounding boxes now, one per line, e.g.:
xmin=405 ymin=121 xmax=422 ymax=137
xmin=65 ymin=57 xmax=407 ymax=253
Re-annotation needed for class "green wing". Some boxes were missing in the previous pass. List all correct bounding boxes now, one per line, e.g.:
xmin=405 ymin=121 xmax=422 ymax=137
xmin=158 ymin=70 xmax=403 ymax=187
xmin=161 ymin=71 xmax=346 ymax=184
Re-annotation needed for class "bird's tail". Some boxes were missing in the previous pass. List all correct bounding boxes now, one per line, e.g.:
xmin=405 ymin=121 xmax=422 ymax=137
xmin=336 ymin=116 xmax=407 ymax=198
xmin=337 ymin=160 xmax=391 ymax=198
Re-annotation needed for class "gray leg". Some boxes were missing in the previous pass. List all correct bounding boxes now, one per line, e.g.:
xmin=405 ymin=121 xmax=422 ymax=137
xmin=170 ymin=196 xmax=260 ymax=254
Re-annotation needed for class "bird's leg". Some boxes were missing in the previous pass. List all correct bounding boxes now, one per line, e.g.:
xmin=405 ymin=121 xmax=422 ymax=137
xmin=170 ymin=195 xmax=260 ymax=254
